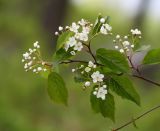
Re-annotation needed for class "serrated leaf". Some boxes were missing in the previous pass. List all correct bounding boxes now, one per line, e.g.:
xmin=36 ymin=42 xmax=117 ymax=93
xmin=90 ymin=91 xmax=115 ymax=122
xmin=48 ymin=72 xmax=68 ymax=106
xmin=56 ymin=31 xmax=74 ymax=50
xmin=96 ymin=48 xmax=130 ymax=73
xmin=109 ymin=75 xmax=140 ymax=106
xmin=143 ymin=48 xmax=160 ymax=65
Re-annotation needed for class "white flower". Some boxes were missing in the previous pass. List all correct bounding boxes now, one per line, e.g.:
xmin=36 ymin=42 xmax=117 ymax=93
xmin=32 ymin=68 xmax=35 ymax=72
xmin=104 ymin=24 xmax=112 ymax=31
xmin=100 ymin=18 xmax=105 ymax=23
xmin=79 ymin=65 xmax=84 ymax=68
xmin=55 ymin=32 xmax=59 ymax=35
xmin=65 ymin=37 xmax=77 ymax=51
xmin=119 ymin=49 xmax=124 ymax=53
xmin=23 ymin=52 xmax=29 ymax=59
xmin=88 ymin=61 xmax=96 ymax=68
xmin=22 ymin=59 xmax=25 ymax=62
xmin=100 ymin=24 xmax=112 ymax=35
xmin=131 ymin=44 xmax=134 ymax=48
xmin=85 ymin=81 xmax=91 ymax=87
xmin=88 ymin=61 xmax=94 ymax=67
xmin=85 ymin=67 xmax=91 ymax=72
xmin=116 ymin=35 xmax=120 ymax=39
xmin=29 ymin=48 xmax=33 ymax=53
xmin=131 ymin=29 xmax=141 ymax=35
xmin=82 ymin=26 xmax=90 ymax=34
xmin=58 ymin=26 xmax=63 ymax=31
xmin=93 ymin=65 xmax=97 ymax=68
xmin=37 ymin=67 xmax=42 ymax=71
xmin=78 ymin=19 xmax=87 ymax=26
xmin=91 ymin=71 xmax=104 ymax=83
xmin=37 ymin=45 xmax=40 ymax=48
xmin=70 ymin=22 xmax=79 ymax=33
xmin=115 ymin=45 xmax=119 ymax=49
xmin=77 ymin=32 xmax=88 ymax=41
xmin=122 ymin=41 xmax=130 ymax=46
xmin=103 ymin=85 xmax=107 ymax=88
xmin=100 ymin=25 xmax=107 ymax=34
xmin=93 ymin=91 xmax=97 ymax=95
xmin=124 ymin=36 xmax=128 ymax=39
xmin=42 ymin=62 xmax=45 ymax=65
xmin=65 ymin=26 xmax=69 ymax=29
xmin=70 ymin=51 xmax=76 ymax=56
xmin=96 ymin=86 xmax=108 ymax=100
xmin=43 ymin=68 xmax=47 ymax=72
xmin=27 ymin=61 xmax=32 ymax=66
xmin=74 ymin=42 xmax=83 ymax=51
xmin=68 ymin=37 xmax=77 ymax=47
xmin=81 ymin=71 xmax=84 ymax=74
xmin=33 ymin=41 xmax=39 ymax=47
xmin=72 ymin=69 xmax=76 ymax=72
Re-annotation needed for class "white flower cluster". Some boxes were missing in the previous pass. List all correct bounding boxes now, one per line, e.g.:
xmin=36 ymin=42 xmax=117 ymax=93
xmin=100 ymin=18 xmax=112 ymax=35
xmin=22 ymin=41 xmax=47 ymax=73
xmin=93 ymin=85 xmax=108 ymax=100
xmin=72 ymin=61 xmax=108 ymax=100
xmin=113 ymin=35 xmax=134 ymax=53
xmin=55 ymin=19 xmax=92 ymax=56
xmin=131 ymin=28 xmax=141 ymax=36
xmin=113 ymin=28 xmax=142 ymax=54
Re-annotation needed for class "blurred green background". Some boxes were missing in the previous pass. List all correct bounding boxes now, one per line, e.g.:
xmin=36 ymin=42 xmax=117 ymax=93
xmin=0 ymin=0 xmax=160 ymax=131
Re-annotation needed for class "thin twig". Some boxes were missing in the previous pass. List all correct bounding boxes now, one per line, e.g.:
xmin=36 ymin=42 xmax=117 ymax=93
xmin=82 ymin=42 xmax=97 ymax=63
xmin=60 ymin=60 xmax=88 ymax=64
xmin=132 ymin=74 xmax=160 ymax=87
xmin=112 ymin=105 xmax=160 ymax=131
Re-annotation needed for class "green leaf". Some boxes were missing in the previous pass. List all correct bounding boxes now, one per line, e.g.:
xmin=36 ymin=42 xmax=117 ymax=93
xmin=53 ymin=48 xmax=73 ymax=63
xmin=92 ymin=14 xmax=103 ymax=35
xmin=48 ymin=72 xmax=68 ymax=106
xmin=143 ymin=48 xmax=160 ymax=65
xmin=132 ymin=117 xmax=138 ymax=129
xmin=132 ymin=37 xmax=141 ymax=51
xmin=90 ymin=89 xmax=101 ymax=113
xmin=90 ymin=91 xmax=115 ymax=122
xmin=92 ymin=15 xmax=110 ymax=35
xmin=56 ymin=31 xmax=74 ymax=50
xmin=74 ymin=67 xmax=90 ymax=83
xmin=109 ymin=75 xmax=140 ymax=106
xmin=96 ymin=48 xmax=130 ymax=73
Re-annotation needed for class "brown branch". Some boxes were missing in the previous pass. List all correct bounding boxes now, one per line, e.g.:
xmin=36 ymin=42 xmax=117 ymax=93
xmin=132 ymin=75 xmax=160 ymax=87
xmin=83 ymin=42 xmax=97 ymax=63
xmin=112 ymin=104 xmax=160 ymax=131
